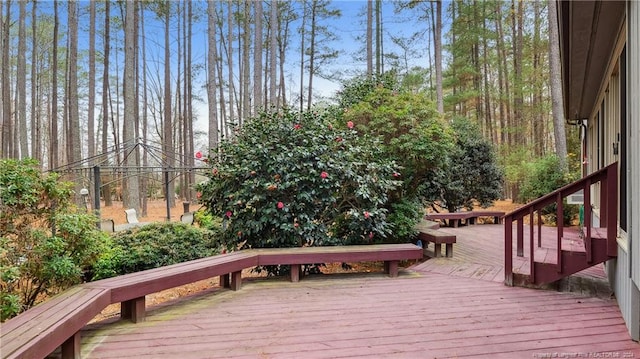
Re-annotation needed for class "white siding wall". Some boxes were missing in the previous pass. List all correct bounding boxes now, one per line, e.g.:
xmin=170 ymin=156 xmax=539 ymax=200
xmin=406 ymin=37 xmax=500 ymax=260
xmin=610 ymin=0 xmax=640 ymax=341
xmin=630 ymin=0 xmax=640 ymax=288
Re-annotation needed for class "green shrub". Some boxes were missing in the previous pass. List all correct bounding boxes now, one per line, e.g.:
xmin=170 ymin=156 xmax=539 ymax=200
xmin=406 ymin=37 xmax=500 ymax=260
xmin=433 ymin=117 xmax=503 ymax=212
xmin=91 ymin=222 xmax=222 ymax=279
xmin=197 ymin=109 xmax=401 ymax=253
xmin=0 ymin=159 xmax=109 ymax=321
xmin=519 ymin=155 xmax=579 ymax=226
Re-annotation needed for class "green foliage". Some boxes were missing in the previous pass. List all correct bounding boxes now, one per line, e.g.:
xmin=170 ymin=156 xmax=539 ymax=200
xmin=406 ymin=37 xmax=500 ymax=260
xmin=433 ymin=117 xmax=504 ymax=212
xmin=343 ymin=86 xmax=453 ymax=202
xmin=0 ymin=159 xmax=109 ymax=321
xmin=335 ymin=72 xmax=399 ymax=109
xmin=91 ymin=223 xmax=222 ymax=279
xmin=197 ymin=109 xmax=401 ymax=253
xmin=519 ymin=155 xmax=579 ymax=225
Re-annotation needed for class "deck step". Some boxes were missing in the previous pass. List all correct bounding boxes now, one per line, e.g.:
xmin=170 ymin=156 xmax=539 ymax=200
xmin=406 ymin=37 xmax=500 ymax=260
xmin=529 ymin=237 xmax=613 ymax=285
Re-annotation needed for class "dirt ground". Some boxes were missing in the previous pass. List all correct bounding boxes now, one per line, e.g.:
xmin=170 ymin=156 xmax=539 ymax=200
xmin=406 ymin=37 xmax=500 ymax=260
xmin=91 ymin=199 xmax=519 ymax=323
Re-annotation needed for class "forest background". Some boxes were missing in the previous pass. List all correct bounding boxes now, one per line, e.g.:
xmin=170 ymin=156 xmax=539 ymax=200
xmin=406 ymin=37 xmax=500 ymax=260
xmin=0 ymin=0 xmax=576 ymax=213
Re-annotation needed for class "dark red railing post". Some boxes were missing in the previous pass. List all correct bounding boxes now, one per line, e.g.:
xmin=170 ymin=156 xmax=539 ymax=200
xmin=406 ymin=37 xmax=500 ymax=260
xmin=556 ymin=192 xmax=563 ymax=273
xmin=529 ymin=207 xmax=535 ymax=283
xmin=517 ymin=218 xmax=524 ymax=257
xmin=584 ymin=178 xmax=592 ymax=262
xmin=504 ymin=215 xmax=513 ymax=286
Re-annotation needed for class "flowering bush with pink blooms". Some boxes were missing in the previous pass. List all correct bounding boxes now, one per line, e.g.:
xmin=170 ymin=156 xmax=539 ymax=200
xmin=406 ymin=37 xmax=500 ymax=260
xmin=197 ymin=109 xmax=401 ymax=253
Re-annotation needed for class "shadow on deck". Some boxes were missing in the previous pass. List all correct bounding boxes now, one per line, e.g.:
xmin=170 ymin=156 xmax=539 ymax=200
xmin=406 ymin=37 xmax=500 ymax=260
xmin=79 ymin=224 xmax=640 ymax=358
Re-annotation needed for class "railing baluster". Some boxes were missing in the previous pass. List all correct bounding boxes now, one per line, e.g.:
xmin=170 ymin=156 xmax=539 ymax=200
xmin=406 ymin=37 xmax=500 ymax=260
xmin=505 ymin=215 xmax=513 ymax=286
xmin=529 ymin=207 xmax=535 ymax=283
xmin=517 ymin=218 xmax=524 ymax=257
xmin=584 ymin=178 xmax=592 ymax=262
xmin=556 ymin=192 xmax=563 ymax=273
xmin=537 ymin=210 xmax=542 ymax=247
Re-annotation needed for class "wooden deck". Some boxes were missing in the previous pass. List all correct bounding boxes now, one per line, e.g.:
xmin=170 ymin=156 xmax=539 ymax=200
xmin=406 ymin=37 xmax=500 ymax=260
xmin=79 ymin=225 xmax=640 ymax=358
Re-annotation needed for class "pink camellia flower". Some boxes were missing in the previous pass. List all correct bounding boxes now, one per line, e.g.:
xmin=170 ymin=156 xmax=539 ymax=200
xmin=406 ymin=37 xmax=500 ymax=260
xmin=369 ymin=232 xmax=374 ymax=239
xmin=392 ymin=172 xmax=401 ymax=178
xmin=320 ymin=171 xmax=328 ymax=179
xmin=277 ymin=201 xmax=284 ymax=209
xmin=196 ymin=192 xmax=202 ymax=199
xmin=294 ymin=123 xmax=302 ymax=130
xmin=364 ymin=211 xmax=370 ymax=219
xmin=195 ymin=151 xmax=203 ymax=159
xmin=335 ymin=136 xmax=343 ymax=142
xmin=225 ymin=211 xmax=232 ymax=218
xmin=347 ymin=121 xmax=354 ymax=129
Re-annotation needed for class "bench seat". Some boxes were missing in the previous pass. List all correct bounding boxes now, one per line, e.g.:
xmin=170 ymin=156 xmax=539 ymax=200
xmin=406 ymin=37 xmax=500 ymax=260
xmin=417 ymin=229 xmax=457 ymax=258
xmin=1 ymin=286 xmax=110 ymax=359
xmin=425 ymin=210 xmax=505 ymax=227
xmin=256 ymin=244 xmax=423 ymax=281
xmin=2 ymin=243 xmax=423 ymax=359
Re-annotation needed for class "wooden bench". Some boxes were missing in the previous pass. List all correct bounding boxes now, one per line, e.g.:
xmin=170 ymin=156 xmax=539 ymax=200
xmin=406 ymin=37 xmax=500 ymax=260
xmin=0 ymin=287 xmax=110 ymax=359
xmin=256 ymin=244 xmax=424 ymax=282
xmin=1 ymin=244 xmax=422 ymax=359
xmin=425 ymin=210 xmax=505 ymax=227
xmin=417 ymin=228 xmax=457 ymax=258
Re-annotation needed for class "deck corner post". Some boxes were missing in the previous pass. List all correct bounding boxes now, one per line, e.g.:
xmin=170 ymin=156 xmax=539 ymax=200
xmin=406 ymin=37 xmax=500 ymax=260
xmin=122 ymin=296 xmax=146 ymax=323
xmin=230 ymin=270 xmax=242 ymax=291
xmin=385 ymin=260 xmax=399 ymax=277
xmin=61 ymin=331 xmax=81 ymax=359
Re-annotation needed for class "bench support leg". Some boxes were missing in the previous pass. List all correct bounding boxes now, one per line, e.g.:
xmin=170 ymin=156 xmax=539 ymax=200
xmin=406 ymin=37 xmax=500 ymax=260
xmin=384 ymin=260 xmax=399 ymax=277
xmin=122 ymin=296 xmax=146 ymax=323
xmin=230 ymin=270 xmax=242 ymax=291
xmin=434 ymin=243 xmax=442 ymax=257
xmin=61 ymin=331 xmax=81 ymax=359
xmin=219 ymin=274 xmax=230 ymax=288
xmin=445 ymin=243 xmax=453 ymax=258
xmin=290 ymin=264 xmax=301 ymax=282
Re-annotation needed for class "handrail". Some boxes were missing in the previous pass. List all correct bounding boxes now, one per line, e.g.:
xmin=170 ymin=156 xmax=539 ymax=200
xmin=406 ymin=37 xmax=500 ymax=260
xmin=504 ymin=162 xmax=617 ymax=286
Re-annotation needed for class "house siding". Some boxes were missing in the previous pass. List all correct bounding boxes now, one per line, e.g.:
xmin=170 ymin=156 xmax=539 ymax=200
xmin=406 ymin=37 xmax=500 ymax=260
xmin=609 ymin=0 xmax=640 ymax=341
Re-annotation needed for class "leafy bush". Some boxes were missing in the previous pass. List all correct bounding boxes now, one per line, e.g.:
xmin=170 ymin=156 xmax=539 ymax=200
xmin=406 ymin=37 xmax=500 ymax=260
xmin=0 ymin=159 xmax=108 ymax=321
xmin=519 ymin=155 xmax=578 ymax=226
xmin=197 ymin=109 xmax=401 ymax=252
xmin=432 ymin=117 xmax=503 ymax=212
xmin=91 ymin=222 xmax=222 ymax=279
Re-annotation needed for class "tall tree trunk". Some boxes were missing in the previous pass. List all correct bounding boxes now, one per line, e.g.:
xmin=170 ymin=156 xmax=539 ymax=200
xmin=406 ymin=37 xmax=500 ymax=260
xmin=269 ymin=1 xmax=277 ymax=106
xmin=242 ymin=1 xmax=251 ymax=122
xmin=533 ymin=0 xmax=543 ymax=156
xmin=375 ymin=0 xmax=381 ymax=75
xmin=141 ymin=4 xmax=148 ymax=216
xmin=123 ymin=0 xmax=140 ymax=212
xmin=31 ymin=0 xmax=41 ymax=163
xmin=102 ymin=0 xmax=112 ymax=206
xmin=227 ymin=0 xmax=234 ymax=133
xmin=481 ymin=2 xmax=495 ymax=144
xmin=208 ymin=1 xmax=219 ymax=151
xmin=17 ymin=0 xmax=28 ymax=158
xmin=186 ymin=0 xmax=194 ymax=201
xmin=2 ymin=0 xmax=12 ymax=159
xmin=307 ymin=0 xmax=316 ymax=111
xmin=68 ymin=1 xmax=82 ymax=204
xmin=164 ymin=5 xmax=175 ymax=208
xmin=300 ymin=0 xmax=306 ymax=114
xmin=495 ymin=3 xmax=510 ymax=146
xmin=548 ymin=0 xmax=568 ymax=170
xmin=432 ymin=0 xmax=443 ymax=113
xmin=88 ymin=1 xmax=96 ymax=163
xmin=253 ymin=0 xmax=263 ymax=113
xmin=366 ymin=0 xmax=373 ymax=77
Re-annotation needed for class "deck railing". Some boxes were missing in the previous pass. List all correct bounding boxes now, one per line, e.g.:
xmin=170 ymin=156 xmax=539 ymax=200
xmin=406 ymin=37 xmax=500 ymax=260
xmin=504 ymin=162 xmax=618 ymax=286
